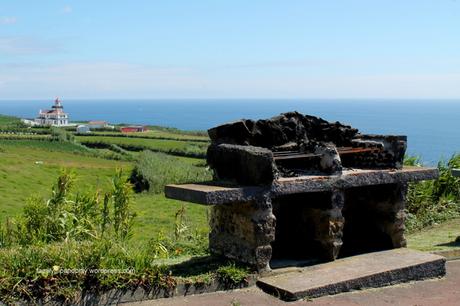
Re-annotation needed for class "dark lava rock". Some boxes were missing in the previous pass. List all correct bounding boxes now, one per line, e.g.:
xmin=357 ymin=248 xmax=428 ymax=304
xmin=206 ymin=111 xmax=406 ymax=185
xmin=207 ymin=144 xmax=277 ymax=185
xmin=208 ymin=111 xmax=358 ymax=149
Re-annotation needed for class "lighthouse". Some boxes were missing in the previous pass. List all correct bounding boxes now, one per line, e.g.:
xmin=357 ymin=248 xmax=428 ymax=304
xmin=35 ymin=98 xmax=70 ymax=126
xmin=52 ymin=97 xmax=63 ymax=110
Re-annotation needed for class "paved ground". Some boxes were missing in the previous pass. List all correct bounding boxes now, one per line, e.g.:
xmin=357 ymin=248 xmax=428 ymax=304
xmin=128 ymin=260 xmax=460 ymax=306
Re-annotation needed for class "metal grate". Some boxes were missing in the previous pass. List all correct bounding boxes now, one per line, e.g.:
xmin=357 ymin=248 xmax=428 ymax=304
xmin=273 ymin=147 xmax=381 ymax=161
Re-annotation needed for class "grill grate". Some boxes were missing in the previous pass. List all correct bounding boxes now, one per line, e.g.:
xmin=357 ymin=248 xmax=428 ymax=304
xmin=273 ymin=147 xmax=381 ymax=161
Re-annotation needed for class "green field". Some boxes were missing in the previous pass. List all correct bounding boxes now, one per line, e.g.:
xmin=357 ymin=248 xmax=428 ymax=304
xmin=0 ymin=124 xmax=215 ymax=301
xmin=76 ymin=135 xmax=208 ymax=157
xmin=0 ymin=115 xmax=22 ymax=126
xmin=0 ymin=140 xmax=208 ymax=244
xmin=0 ymin=119 xmax=210 ymax=243
xmin=0 ymin=140 xmax=130 ymax=220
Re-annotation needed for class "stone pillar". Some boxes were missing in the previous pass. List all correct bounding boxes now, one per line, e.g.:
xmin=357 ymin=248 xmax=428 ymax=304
xmin=208 ymin=193 xmax=276 ymax=271
xmin=314 ymin=190 xmax=345 ymax=260
xmin=381 ymin=183 xmax=408 ymax=248
xmin=299 ymin=190 xmax=345 ymax=260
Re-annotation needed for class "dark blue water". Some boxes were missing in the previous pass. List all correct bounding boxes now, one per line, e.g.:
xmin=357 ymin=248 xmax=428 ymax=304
xmin=1 ymin=99 xmax=459 ymax=165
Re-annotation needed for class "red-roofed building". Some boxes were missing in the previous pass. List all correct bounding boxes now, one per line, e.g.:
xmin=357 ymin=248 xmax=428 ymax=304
xmin=120 ymin=126 xmax=148 ymax=133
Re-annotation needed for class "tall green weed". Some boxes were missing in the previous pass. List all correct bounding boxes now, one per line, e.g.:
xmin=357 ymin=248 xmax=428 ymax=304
xmin=1 ymin=169 xmax=136 ymax=247
xmin=405 ymin=154 xmax=460 ymax=231
xmin=130 ymin=151 xmax=212 ymax=193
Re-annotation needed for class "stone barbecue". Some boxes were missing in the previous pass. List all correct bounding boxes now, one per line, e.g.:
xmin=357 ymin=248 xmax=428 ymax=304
xmin=165 ymin=112 xmax=438 ymax=271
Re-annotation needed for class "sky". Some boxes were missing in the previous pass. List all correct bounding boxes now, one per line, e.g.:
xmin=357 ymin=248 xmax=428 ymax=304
xmin=1 ymin=0 xmax=460 ymax=99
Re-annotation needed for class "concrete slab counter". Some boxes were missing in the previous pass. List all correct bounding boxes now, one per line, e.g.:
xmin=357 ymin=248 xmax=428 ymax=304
xmin=165 ymin=167 xmax=438 ymax=205
xmin=166 ymin=167 xmax=438 ymax=271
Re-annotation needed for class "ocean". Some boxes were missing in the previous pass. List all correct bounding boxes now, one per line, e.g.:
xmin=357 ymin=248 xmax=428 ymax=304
xmin=1 ymin=99 xmax=459 ymax=165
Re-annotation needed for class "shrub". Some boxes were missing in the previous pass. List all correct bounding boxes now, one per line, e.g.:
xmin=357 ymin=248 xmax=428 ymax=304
xmin=216 ymin=263 xmax=249 ymax=287
xmin=111 ymin=170 xmax=136 ymax=240
xmin=0 ymin=239 xmax=171 ymax=302
xmin=0 ymin=168 xmax=236 ymax=303
xmin=405 ymin=154 xmax=460 ymax=232
xmin=50 ymin=127 xmax=75 ymax=143
xmin=1 ymin=169 xmax=136 ymax=246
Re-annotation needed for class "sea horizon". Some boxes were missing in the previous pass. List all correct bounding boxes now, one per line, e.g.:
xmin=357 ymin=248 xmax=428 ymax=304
xmin=1 ymin=98 xmax=459 ymax=165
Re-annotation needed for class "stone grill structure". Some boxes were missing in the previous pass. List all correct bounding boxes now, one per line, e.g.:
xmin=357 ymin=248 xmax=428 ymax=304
xmin=165 ymin=112 xmax=438 ymax=271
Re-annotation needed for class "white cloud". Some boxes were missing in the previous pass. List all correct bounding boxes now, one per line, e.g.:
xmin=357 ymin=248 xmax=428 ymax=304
xmin=62 ymin=5 xmax=72 ymax=14
xmin=0 ymin=37 xmax=61 ymax=55
xmin=0 ymin=61 xmax=460 ymax=99
xmin=0 ymin=17 xmax=17 ymax=25
xmin=205 ymin=73 xmax=460 ymax=99
xmin=0 ymin=62 xmax=203 ymax=99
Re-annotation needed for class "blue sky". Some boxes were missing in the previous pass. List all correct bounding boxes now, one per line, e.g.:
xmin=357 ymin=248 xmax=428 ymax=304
xmin=1 ymin=0 xmax=460 ymax=99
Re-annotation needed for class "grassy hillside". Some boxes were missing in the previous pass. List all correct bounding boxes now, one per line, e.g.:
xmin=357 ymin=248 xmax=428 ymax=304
xmin=0 ymin=139 xmax=209 ymax=243
xmin=0 ymin=140 xmax=131 ymax=220
xmin=0 ymin=120 xmax=216 ymax=302
xmin=0 ymin=117 xmax=211 ymax=243
xmin=0 ymin=115 xmax=22 ymax=127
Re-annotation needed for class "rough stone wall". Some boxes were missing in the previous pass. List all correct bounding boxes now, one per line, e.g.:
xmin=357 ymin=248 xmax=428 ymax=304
xmin=209 ymin=195 xmax=276 ymax=271
xmin=206 ymin=144 xmax=278 ymax=185
xmin=210 ymin=183 xmax=409 ymax=270
xmin=343 ymin=135 xmax=407 ymax=169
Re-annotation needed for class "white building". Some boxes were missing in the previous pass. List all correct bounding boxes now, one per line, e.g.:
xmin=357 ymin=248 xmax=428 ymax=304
xmin=21 ymin=118 xmax=40 ymax=126
xmin=76 ymin=125 xmax=91 ymax=133
xmin=35 ymin=98 xmax=70 ymax=126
